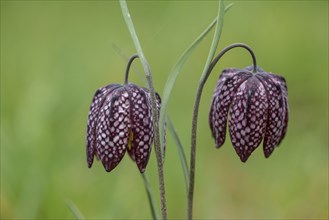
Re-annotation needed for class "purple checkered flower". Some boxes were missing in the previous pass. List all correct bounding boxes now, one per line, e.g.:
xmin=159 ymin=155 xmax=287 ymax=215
xmin=86 ymin=83 xmax=161 ymax=173
xmin=209 ymin=66 xmax=288 ymax=162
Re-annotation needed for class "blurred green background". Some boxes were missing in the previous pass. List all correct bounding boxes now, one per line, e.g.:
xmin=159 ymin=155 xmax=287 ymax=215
xmin=1 ymin=1 xmax=328 ymax=219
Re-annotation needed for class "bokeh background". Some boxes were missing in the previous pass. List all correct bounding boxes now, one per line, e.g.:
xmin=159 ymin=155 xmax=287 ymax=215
xmin=1 ymin=1 xmax=328 ymax=219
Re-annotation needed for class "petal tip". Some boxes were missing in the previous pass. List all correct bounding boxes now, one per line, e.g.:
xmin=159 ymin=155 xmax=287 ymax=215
xmin=87 ymin=149 xmax=95 ymax=168
xmin=239 ymin=154 xmax=249 ymax=163
xmin=264 ymin=149 xmax=274 ymax=159
xmin=136 ymin=160 xmax=147 ymax=173
xmin=103 ymin=162 xmax=116 ymax=173
xmin=215 ymin=138 xmax=225 ymax=148
xmin=215 ymin=142 xmax=224 ymax=149
xmin=138 ymin=167 xmax=146 ymax=173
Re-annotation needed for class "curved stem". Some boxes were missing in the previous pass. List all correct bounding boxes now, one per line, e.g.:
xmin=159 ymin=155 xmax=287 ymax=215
xmin=188 ymin=43 xmax=257 ymax=219
xmin=207 ymin=43 xmax=257 ymax=76
xmin=124 ymin=54 xmax=139 ymax=85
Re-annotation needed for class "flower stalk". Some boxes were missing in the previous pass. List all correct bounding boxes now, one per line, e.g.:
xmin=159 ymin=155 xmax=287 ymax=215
xmin=187 ymin=0 xmax=225 ymax=219
xmin=120 ymin=1 xmax=167 ymax=219
xmin=124 ymin=54 xmax=139 ymax=85
xmin=188 ymin=43 xmax=257 ymax=219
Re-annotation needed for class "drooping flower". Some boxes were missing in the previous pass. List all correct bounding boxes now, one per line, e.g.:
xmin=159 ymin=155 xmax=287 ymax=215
xmin=209 ymin=66 xmax=288 ymax=162
xmin=86 ymin=83 xmax=161 ymax=173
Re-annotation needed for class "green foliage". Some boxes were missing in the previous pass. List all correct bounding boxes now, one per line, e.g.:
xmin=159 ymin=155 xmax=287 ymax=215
xmin=66 ymin=199 xmax=85 ymax=220
xmin=141 ymin=174 xmax=159 ymax=220
xmin=159 ymin=3 xmax=233 ymax=158
xmin=1 ymin=1 xmax=328 ymax=219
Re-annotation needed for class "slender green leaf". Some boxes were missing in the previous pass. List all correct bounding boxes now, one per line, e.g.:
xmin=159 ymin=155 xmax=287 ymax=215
xmin=224 ymin=3 xmax=234 ymax=13
xmin=120 ymin=1 xmax=167 ymax=219
xmin=66 ymin=199 xmax=85 ymax=220
xmin=187 ymin=1 xmax=228 ymax=219
xmin=119 ymin=1 xmax=155 ymax=91
xmin=159 ymin=3 xmax=234 ymax=152
xmin=142 ymin=173 xmax=159 ymax=220
xmin=167 ymin=117 xmax=189 ymax=194
xmin=199 ymin=0 xmax=225 ymax=84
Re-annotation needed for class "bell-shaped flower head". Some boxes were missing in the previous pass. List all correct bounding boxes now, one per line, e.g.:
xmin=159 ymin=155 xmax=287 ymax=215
xmin=209 ymin=66 xmax=288 ymax=162
xmin=86 ymin=55 xmax=162 ymax=172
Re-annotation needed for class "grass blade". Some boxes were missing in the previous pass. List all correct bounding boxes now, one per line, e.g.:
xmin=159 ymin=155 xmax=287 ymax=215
xmin=167 ymin=117 xmax=189 ymax=194
xmin=120 ymin=1 xmax=167 ymax=219
xmin=198 ymin=0 xmax=226 ymax=83
xmin=159 ymin=18 xmax=215 ymax=153
xmin=66 ymin=199 xmax=85 ymax=220
xmin=159 ymin=4 xmax=234 ymax=153
xmin=187 ymin=1 xmax=228 ymax=219
xmin=142 ymin=173 xmax=159 ymax=220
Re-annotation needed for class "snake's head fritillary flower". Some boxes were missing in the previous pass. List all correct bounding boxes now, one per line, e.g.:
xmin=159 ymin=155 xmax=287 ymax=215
xmin=86 ymin=83 xmax=161 ymax=173
xmin=209 ymin=66 xmax=288 ymax=162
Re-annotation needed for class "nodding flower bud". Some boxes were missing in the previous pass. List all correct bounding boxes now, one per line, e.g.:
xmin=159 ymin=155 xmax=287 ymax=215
xmin=209 ymin=66 xmax=288 ymax=162
xmin=86 ymin=54 xmax=162 ymax=173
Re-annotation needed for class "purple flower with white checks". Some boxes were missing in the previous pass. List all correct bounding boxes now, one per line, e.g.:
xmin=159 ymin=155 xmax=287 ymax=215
xmin=209 ymin=66 xmax=288 ymax=162
xmin=86 ymin=55 xmax=162 ymax=173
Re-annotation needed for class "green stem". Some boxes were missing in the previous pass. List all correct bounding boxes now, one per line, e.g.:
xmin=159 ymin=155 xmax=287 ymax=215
xmin=119 ymin=1 xmax=167 ymax=219
xmin=187 ymin=1 xmax=225 ymax=219
xmin=207 ymin=43 xmax=257 ymax=74
xmin=188 ymin=43 xmax=257 ymax=219
xmin=124 ymin=54 xmax=139 ymax=84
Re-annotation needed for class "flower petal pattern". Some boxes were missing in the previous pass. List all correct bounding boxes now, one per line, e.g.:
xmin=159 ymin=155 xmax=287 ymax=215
xmin=271 ymin=74 xmax=289 ymax=144
xmin=86 ymin=83 xmax=161 ymax=173
xmin=86 ymin=84 xmax=120 ymax=168
xmin=229 ymin=76 xmax=268 ymax=162
xmin=209 ymin=69 xmax=252 ymax=147
xmin=96 ymin=87 xmax=130 ymax=172
xmin=209 ymin=66 xmax=288 ymax=162
xmin=256 ymin=73 xmax=286 ymax=157
xmin=126 ymin=84 xmax=154 ymax=173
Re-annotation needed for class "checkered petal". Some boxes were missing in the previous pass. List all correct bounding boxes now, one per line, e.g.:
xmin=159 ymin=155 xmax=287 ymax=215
xmin=209 ymin=69 xmax=252 ymax=148
xmin=86 ymin=84 xmax=120 ymax=168
xmin=229 ymin=76 xmax=269 ymax=162
xmin=256 ymin=73 xmax=286 ymax=157
xmin=95 ymin=87 xmax=131 ymax=172
xmin=270 ymin=74 xmax=289 ymax=145
xmin=139 ymin=88 xmax=165 ymax=156
xmin=154 ymin=91 xmax=166 ymax=159
xmin=125 ymin=84 xmax=154 ymax=173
